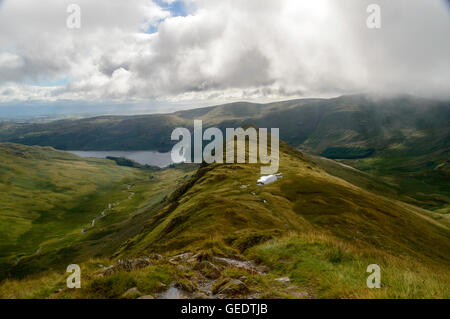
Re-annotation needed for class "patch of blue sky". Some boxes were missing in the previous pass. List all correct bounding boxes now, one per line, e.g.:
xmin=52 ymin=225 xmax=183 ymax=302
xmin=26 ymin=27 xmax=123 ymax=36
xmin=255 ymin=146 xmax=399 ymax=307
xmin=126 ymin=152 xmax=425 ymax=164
xmin=142 ymin=0 xmax=188 ymax=34
xmin=26 ymin=77 xmax=69 ymax=87
xmin=155 ymin=0 xmax=188 ymax=17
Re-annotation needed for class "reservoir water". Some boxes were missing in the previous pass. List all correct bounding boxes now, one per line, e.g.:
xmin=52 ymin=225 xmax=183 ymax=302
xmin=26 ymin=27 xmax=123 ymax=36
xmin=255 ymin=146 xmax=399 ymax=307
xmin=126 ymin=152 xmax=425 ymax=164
xmin=68 ymin=150 xmax=173 ymax=168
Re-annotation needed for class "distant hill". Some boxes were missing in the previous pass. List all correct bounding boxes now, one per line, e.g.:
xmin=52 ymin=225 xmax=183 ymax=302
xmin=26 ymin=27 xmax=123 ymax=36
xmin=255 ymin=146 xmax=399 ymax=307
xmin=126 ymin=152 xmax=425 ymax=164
xmin=1 ymin=94 xmax=448 ymax=210
xmin=2 ymin=95 xmax=448 ymax=154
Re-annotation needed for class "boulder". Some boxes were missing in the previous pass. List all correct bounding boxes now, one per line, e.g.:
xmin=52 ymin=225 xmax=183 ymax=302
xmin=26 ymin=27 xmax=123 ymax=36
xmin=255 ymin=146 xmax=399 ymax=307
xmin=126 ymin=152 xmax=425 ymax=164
xmin=212 ymin=278 xmax=249 ymax=297
xmin=116 ymin=257 xmax=152 ymax=272
xmin=193 ymin=261 xmax=221 ymax=279
xmin=175 ymin=280 xmax=196 ymax=293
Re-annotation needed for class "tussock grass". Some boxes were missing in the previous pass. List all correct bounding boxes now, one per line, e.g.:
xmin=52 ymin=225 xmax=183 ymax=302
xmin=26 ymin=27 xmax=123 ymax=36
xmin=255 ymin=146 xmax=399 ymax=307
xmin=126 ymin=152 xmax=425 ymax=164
xmin=248 ymin=233 xmax=449 ymax=299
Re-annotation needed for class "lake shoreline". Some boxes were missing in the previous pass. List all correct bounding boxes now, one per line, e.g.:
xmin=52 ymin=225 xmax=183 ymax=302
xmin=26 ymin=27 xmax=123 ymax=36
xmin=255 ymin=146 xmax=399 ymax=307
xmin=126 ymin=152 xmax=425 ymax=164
xmin=67 ymin=150 xmax=173 ymax=168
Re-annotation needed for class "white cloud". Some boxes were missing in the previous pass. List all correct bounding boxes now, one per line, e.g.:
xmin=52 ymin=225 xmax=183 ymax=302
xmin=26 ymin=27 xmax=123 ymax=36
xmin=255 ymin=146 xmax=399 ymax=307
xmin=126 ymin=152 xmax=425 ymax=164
xmin=0 ymin=0 xmax=449 ymax=110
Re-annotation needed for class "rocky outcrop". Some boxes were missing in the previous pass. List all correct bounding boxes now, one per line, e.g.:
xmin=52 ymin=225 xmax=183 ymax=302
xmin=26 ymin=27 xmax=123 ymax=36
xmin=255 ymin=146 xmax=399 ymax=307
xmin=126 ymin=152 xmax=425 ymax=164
xmin=94 ymin=255 xmax=162 ymax=277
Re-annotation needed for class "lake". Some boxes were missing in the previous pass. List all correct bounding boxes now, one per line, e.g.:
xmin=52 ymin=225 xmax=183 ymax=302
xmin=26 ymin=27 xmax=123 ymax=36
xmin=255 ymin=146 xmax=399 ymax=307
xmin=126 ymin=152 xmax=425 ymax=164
xmin=68 ymin=150 xmax=173 ymax=168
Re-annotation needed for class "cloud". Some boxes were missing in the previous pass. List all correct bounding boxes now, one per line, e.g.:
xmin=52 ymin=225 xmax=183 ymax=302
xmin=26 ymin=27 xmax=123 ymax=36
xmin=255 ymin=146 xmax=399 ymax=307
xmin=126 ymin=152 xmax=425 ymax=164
xmin=0 ymin=0 xmax=449 ymax=112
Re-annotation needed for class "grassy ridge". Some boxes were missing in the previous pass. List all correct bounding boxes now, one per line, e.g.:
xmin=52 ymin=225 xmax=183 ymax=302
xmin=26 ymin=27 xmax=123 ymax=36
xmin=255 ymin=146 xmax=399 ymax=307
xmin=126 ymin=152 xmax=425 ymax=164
xmin=118 ymin=141 xmax=450 ymax=266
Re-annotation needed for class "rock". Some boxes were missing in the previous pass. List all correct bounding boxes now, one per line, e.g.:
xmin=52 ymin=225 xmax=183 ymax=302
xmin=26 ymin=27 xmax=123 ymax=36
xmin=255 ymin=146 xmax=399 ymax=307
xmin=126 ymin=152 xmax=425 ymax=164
xmin=137 ymin=295 xmax=155 ymax=299
xmin=176 ymin=264 xmax=188 ymax=272
xmin=94 ymin=265 xmax=115 ymax=277
xmin=175 ymin=280 xmax=196 ymax=293
xmin=193 ymin=261 xmax=221 ymax=279
xmin=212 ymin=257 xmax=261 ymax=274
xmin=169 ymin=252 xmax=193 ymax=263
xmin=122 ymin=287 xmax=141 ymax=299
xmin=289 ymin=291 xmax=309 ymax=299
xmin=95 ymin=257 xmax=153 ymax=277
xmin=157 ymin=287 xmax=188 ymax=299
xmin=256 ymin=265 xmax=270 ymax=274
xmin=193 ymin=251 xmax=214 ymax=262
xmin=147 ymin=253 xmax=163 ymax=261
xmin=116 ymin=257 xmax=152 ymax=272
xmin=275 ymin=277 xmax=291 ymax=283
xmin=212 ymin=278 xmax=249 ymax=297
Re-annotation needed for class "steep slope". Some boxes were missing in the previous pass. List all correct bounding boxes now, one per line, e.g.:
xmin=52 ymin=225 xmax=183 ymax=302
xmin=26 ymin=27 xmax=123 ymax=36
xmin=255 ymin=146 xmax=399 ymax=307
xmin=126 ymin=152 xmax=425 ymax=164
xmin=305 ymin=154 xmax=450 ymax=227
xmin=120 ymin=141 xmax=450 ymax=265
xmin=0 ymin=143 xmax=197 ymax=280
xmin=1 ymin=141 xmax=449 ymax=299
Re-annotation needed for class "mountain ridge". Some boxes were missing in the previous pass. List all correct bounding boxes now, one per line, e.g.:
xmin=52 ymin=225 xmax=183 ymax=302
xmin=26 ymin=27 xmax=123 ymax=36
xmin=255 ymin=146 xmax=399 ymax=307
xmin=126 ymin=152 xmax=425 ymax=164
xmin=2 ymin=94 xmax=447 ymax=211
xmin=1 ymin=138 xmax=448 ymax=298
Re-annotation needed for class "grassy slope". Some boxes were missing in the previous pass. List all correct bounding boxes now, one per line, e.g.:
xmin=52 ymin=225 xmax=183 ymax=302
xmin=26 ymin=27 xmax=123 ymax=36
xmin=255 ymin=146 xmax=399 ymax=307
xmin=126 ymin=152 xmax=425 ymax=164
xmin=306 ymin=154 xmax=450 ymax=228
xmin=343 ymin=150 xmax=450 ymax=212
xmin=1 ymin=142 xmax=449 ymax=298
xmin=81 ymin=141 xmax=447 ymax=299
xmin=0 ymin=143 xmax=196 ymax=280
xmin=0 ymin=143 xmax=136 ymax=257
xmin=122 ymin=142 xmax=450 ymax=263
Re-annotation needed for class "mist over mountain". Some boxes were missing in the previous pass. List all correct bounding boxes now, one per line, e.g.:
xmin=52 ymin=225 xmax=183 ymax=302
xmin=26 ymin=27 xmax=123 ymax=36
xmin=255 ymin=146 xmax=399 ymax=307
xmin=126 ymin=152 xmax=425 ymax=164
xmin=1 ymin=94 xmax=448 ymax=160
xmin=1 ymin=94 xmax=448 ymax=211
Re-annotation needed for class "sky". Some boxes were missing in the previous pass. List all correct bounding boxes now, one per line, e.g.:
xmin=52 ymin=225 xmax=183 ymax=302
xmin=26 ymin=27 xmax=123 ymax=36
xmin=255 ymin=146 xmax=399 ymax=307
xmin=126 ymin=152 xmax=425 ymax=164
xmin=0 ymin=0 xmax=449 ymax=117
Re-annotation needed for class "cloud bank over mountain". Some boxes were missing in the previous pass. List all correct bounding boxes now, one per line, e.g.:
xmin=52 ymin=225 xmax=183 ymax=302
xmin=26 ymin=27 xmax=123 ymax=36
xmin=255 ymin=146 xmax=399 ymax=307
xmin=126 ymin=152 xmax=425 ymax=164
xmin=0 ymin=0 xmax=449 ymax=113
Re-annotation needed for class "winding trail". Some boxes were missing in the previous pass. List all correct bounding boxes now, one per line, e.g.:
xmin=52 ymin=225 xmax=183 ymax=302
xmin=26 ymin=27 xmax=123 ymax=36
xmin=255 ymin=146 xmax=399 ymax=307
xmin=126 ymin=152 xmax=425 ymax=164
xmin=14 ymin=184 xmax=135 ymax=265
xmin=81 ymin=185 xmax=135 ymax=234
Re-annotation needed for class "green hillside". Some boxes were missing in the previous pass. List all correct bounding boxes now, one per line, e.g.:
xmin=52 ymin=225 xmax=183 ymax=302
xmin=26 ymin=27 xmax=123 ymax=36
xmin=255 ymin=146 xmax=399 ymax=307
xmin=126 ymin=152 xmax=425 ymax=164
xmin=1 ymin=95 xmax=448 ymax=211
xmin=2 ymin=95 xmax=448 ymax=156
xmin=120 ymin=141 xmax=450 ymax=263
xmin=0 ymin=143 xmax=196 ymax=280
xmin=1 ymin=140 xmax=448 ymax=299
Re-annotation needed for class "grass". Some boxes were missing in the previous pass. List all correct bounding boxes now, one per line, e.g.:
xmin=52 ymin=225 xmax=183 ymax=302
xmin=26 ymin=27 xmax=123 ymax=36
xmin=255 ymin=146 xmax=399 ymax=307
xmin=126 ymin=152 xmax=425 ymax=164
xmin=0 ymin=139 xmax=448 ymax=299
xmin=0 ymin=143 xmax=196 ymax=280
xmin=248 ymin=233 xmax=449 ymax=298
xmin=0 ymin=257 xmax=177 ymax=299
xmin=120 ymin=141 xmax=450 ymax=266
xmin=2 ymin=231 xmax=448 ymax=299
